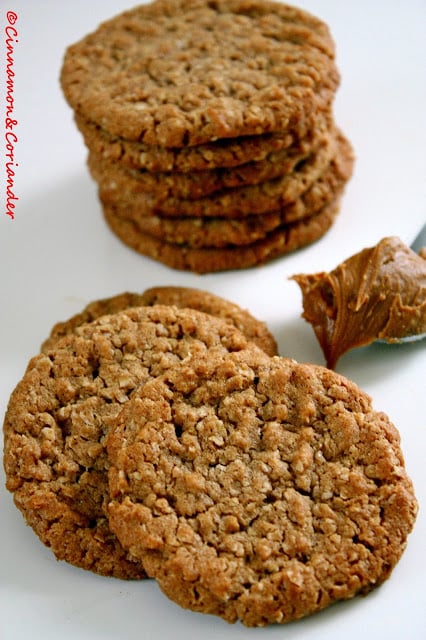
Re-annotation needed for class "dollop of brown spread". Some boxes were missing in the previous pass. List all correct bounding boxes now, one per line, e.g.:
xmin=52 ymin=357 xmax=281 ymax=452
xmin=291 ymin=236 xmax=426 ymax=368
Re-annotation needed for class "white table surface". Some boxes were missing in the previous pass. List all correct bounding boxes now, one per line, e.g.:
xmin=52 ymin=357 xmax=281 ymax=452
xmin=0 ymin=2 xmax=425 ymax=639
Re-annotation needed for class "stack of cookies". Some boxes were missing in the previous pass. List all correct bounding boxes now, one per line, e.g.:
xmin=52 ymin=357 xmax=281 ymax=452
xmin=3 ymin=286 xmax=418 ymax=626
xmin=60 ymin=0 xmax=354 ymax=273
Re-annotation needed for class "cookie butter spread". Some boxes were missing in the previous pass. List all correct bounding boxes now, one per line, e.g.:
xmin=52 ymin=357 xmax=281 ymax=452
xmin=291 ymin=236 xmax=426 ymax=368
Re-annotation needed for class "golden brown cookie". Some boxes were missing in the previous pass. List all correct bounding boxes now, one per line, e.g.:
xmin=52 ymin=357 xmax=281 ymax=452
xmin=3 ymin=305 xmax=267 ymax=578
xmin=93 ymin=130 xmax=338 ymax=219
xmin=42 ymin=287 xmax=278 ymax=356
xmin=61 ymin=0 xmax=339 ymax=145
xmin=88 ymin=141 xmax=315 ymax=201
xmin=75 ymin=111 xmax=322 ymax=173
xmin=97 ymin=132 xmax=353 ymax=249
xmin=102 ymin=197 xmax=341 ymax=273
xmin=107 ymin=350 xmax=418 ymax=626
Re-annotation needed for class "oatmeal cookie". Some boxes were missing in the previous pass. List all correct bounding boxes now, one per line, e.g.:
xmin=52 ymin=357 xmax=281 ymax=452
xmin=61 ymin=0 xmax=339 ymax=146
xmin=75 ymin=110 xmax=325 ymax=173
xmin=93 ymin=129 xmax=338 ymax=219
xmin=42 ymin=287 xmax=278 ymax=356
xmin=3 ymin=306 xmax=266 ymax=578
xmin=98 ymin=132 xmax=353 ymax=248
xmin=75 ymin=113 xmax=295 ymax=172
xmin=107 ymin=351 xmax=418 ymax=626
xmin=102 ymin=196 xmax=341 ymax=273
xmin=88 ymin=141 xmax=315 ymax=201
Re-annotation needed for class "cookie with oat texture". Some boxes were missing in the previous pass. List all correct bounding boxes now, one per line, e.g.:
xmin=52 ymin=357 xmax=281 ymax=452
xmin=60 ymin=0 xmax=339 ymax=145
xmin=97 ymin=131 xmax=353 ymax=249
xmin=3 ymin=305 xmax=267 ymax=578
xmin=93 ymin=130 xmax=338 ymax=219
xmin=75 ymin=110 xmax=324 ymax=173
xmin=102 ymin=195 xmax=341 ymax=273
xmin=107 ymin=350 xmax=418 ymax=626
xmin=42 ymin=286 xmax=278 ymax=356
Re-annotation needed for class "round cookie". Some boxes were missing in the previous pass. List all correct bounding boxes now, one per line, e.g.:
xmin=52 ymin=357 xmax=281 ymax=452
xmin=75 ymin=111 xmax=321 ymax=173
xmin=76 ymin=114 xmax=296 ymax=173
xmin=88 ymin=141 xmax=314 ymax=201
xmin=42 ymin=287 xmax=278 ymax=356
xmin=60 ymin=0 xmax=339 ymax=145
xmin=3 ymin=305 xmax=268 ymax=578
xmin=107 ymin=351 xmax=418 ymax=626
xmin=94 ymin=130 xmax=337 ymax=219
xmin=99 ymin=133 xmax=353 ymax=249
xmin=102 ymin=196 xmax=341 ymax=273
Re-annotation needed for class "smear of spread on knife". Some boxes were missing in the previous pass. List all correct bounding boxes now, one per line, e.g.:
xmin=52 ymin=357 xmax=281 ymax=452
xmin=291 ymin=236 xmax=426 ymax=368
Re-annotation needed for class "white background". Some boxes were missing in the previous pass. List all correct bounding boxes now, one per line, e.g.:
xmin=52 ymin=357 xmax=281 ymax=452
xmin=0 ymin=1 xmax=425 ymax=638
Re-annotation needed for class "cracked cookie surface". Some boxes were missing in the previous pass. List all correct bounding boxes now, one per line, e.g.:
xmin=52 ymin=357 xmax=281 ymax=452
xmin=107 ymin=351 xmax=417 ymax=626
xmin=42 ymin=287 xmax=277 ymax=356
xmin=61 ymin=0 xmax=339 ymax=145
xmin=3 ymin=305 xmax=266 ymax=578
